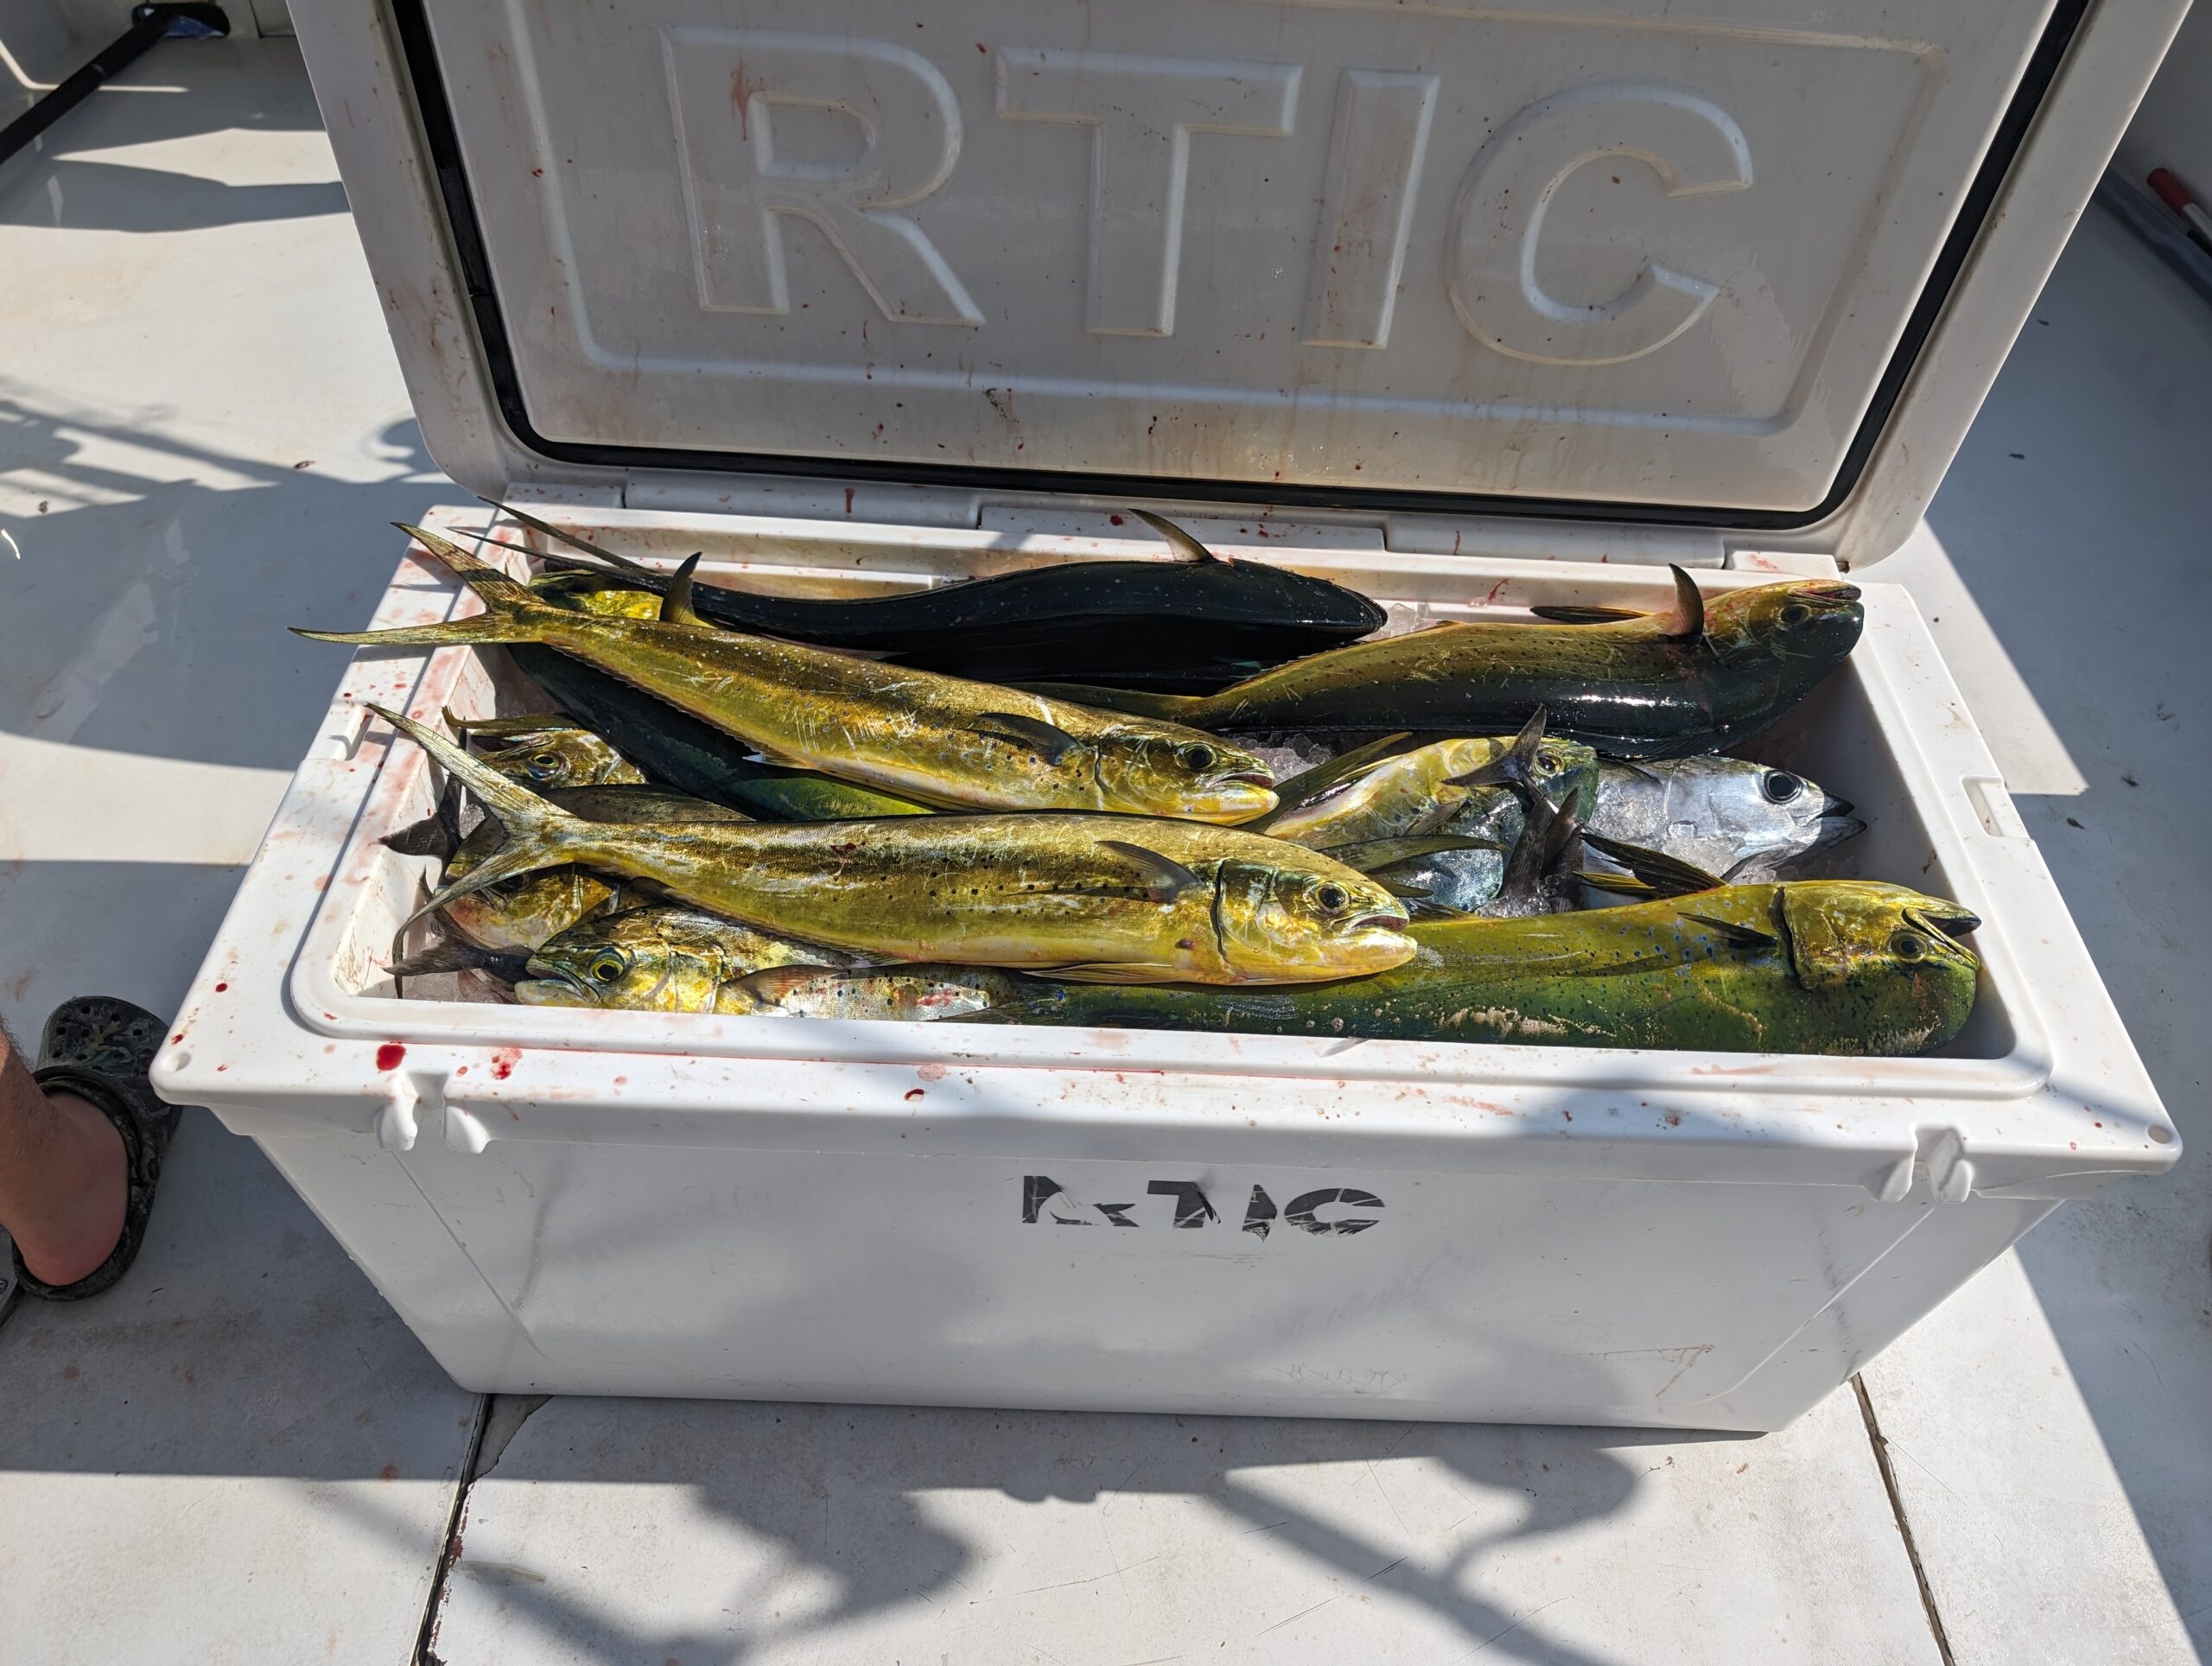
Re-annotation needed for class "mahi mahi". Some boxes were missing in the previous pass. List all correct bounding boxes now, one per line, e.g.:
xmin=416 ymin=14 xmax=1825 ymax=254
xmin=965 ymin=881 xmax=1981 ymax=1056
xmin=1034 ymin=569 xmax=1864 ymax=759
xmin=367 ymin=705 xmax=1409 ymax=985
xmin=299 ymin=527 xmax=1277 ymax=822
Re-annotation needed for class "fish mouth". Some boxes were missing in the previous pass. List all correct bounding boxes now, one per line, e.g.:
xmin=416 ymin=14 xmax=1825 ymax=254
xmin=1800 ymin=582 xmax=1862 ymax=607
xmin=1216 ymin=769 xmax=1275 ymax=789
xmin=1821 ymin=793 xmax=1855 ymax=818
xmin=518 ymin=959 xmax=601 ymax=1006
xmin=1809 ymin=804 xmax=1866 ymax=849
xmin=1345 ymin=909 xmax=1408 ymax=934
xmin=1201 ymin=779 xmax=1280 ymax=821
xmin=1912 ymin=907 xmax=1981 ymax=940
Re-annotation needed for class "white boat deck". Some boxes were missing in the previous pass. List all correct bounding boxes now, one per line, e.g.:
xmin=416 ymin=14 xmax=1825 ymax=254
xmin=0 ymin=36 xmax=2204 ymax=1666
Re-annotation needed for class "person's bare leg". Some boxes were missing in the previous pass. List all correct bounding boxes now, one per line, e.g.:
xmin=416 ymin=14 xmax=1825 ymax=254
xmin=0 ymin=1021 xmax=126 ymax=1287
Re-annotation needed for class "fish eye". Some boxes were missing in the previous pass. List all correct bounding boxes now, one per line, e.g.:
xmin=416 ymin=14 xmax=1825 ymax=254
xmin=1779 ymin=603 xmax=1812 ymax=626
xmin=1890 ymin=931 xmax=1927 ymax=961
xmin=1536 ymin=748 xmax=1561 ymax=772
xmin=588 ymin=953 xmax=627 ymax=983
xmin=1315 ymin=882 xmax=1349 ymax=913
xmin=1177 ymin=742 xmax=1217 ymax=773
xmin=1762 ymin=771 xmax=1803 ymax=804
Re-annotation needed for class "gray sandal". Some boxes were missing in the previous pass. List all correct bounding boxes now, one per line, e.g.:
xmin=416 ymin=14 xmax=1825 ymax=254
xmin=9 ymin=996 xmax=189 ymax=1303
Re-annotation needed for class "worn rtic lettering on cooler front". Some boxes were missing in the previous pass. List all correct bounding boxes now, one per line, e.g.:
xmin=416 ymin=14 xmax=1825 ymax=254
xmin=1021 ymin=1176 xmax=1382 ymax=1237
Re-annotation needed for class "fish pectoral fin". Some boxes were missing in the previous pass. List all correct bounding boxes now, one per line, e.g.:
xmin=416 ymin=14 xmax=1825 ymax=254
xmin=1323 ymin=835 xmax=1504 ymax=874
xmin=1578 ymin=871 xmax=1658 ymax=896
xmin=741 ymin=747 xmax=814 ymax=770
xmin=1681 ymin=912 xmax=1782 ymax=951
xmin=659 ymin=554 xmax=709 ymax=626
xmin=1580 ymin=831 xmax=1725 ymax=898
xmin=1032 ymin=963 xmax=1186 ymax=984
xmin=1657 ymin=565 xmax=1707 ymax=640
xmin=1529 ymin=604 xmax=1644 ymax=625
xmin=1256 ymin=732 xmax=1417 ymax=824
xmin=1095 ymin=840 xmax=1203 ymax=903
xmin=1130 ymin=508 xmax=1222 ymax=563
xmin=1007 ymin=682 xmax=1202 ymax=722
xmin=972 ymin=711 xmax=1086 ymax=765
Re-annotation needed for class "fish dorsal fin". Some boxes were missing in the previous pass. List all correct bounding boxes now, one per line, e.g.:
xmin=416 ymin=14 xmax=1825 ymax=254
xmin=1681 ymin=912 xmax=1782 ymax=951
xmin=1529 ymin=605 xmax=1644 ymax=625
xmin=972 ymin=711 xmax=1084 ymax=765
xmin=660 ymin=554 xmax=708 ymax=626
xmin=1580 ymin=831 xmax=1725 ymax=898
xmin=1096 ymin=840 xmax=1202 ymax=903
xmin=1130 ymin=509 xmax=1221 ymax=563
xmin=1656 ymin=565 xmax=1706 ymax=640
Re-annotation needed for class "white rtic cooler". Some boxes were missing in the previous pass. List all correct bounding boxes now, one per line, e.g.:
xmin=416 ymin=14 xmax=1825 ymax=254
xmin=154 ymin=0 xmax=2184 ymax=1428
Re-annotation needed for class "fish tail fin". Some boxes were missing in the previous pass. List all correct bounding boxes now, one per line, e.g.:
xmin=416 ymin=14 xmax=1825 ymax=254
xmin=1449 ymin=707 xmax=1548 ymax=794
xmin=380 ymin=777 xmax=463 ymax=860
xmin=1012 ymin=681 xmax=1206 ymax=722
xmin=366 ymin=704 xmax=605 ymax=926
xmin=389 ymin=937 xmax=531 ymax=982
xmin=294 ymin=524 xmax=561 ymax=647
xmin=1493 ymin=798 xmax=1584 ymax=913
xmin=481 ymin=499 xmax=667 ymax=585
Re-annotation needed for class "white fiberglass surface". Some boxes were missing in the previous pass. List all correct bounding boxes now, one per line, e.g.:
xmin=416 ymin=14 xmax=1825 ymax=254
xmin=286 ymin=515 xmax=2047 ymax=1103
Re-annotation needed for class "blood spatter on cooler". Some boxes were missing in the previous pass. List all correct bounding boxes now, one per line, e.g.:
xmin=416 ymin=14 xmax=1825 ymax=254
xmin=376 ymin=1042 xmax=406 ymax=1071
xmin=491 ymin=1047 xmax=522 ymax=1080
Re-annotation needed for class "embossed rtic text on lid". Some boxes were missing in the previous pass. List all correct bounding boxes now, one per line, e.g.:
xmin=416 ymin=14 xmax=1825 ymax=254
xmin=434 ymin=0 xmax=2044 ymax=506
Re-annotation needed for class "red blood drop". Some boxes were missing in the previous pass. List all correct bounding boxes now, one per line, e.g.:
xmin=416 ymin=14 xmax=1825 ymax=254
xmin=1109 ymin=514 xmax=1124 ymax=525
xmin=213 ymin=982 xmax=229 ymax=993
xmin=376 ymin=1043 xmax=406 ymax=1071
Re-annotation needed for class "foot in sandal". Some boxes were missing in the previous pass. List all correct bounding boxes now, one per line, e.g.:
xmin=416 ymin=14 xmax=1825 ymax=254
xmin=1 ymin=997 xmax=192 ymax=1316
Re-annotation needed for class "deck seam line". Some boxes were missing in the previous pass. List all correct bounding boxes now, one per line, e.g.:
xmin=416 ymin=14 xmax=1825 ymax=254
xmin=412 ymin=1392 xmax=491 ymax=1666
xmin=1853 ymin=1371 xmax=1958 ymax=1666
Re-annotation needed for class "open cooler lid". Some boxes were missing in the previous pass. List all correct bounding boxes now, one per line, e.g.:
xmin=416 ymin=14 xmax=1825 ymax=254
xmin=299 ymin=0 xmax=2187 ymax=562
